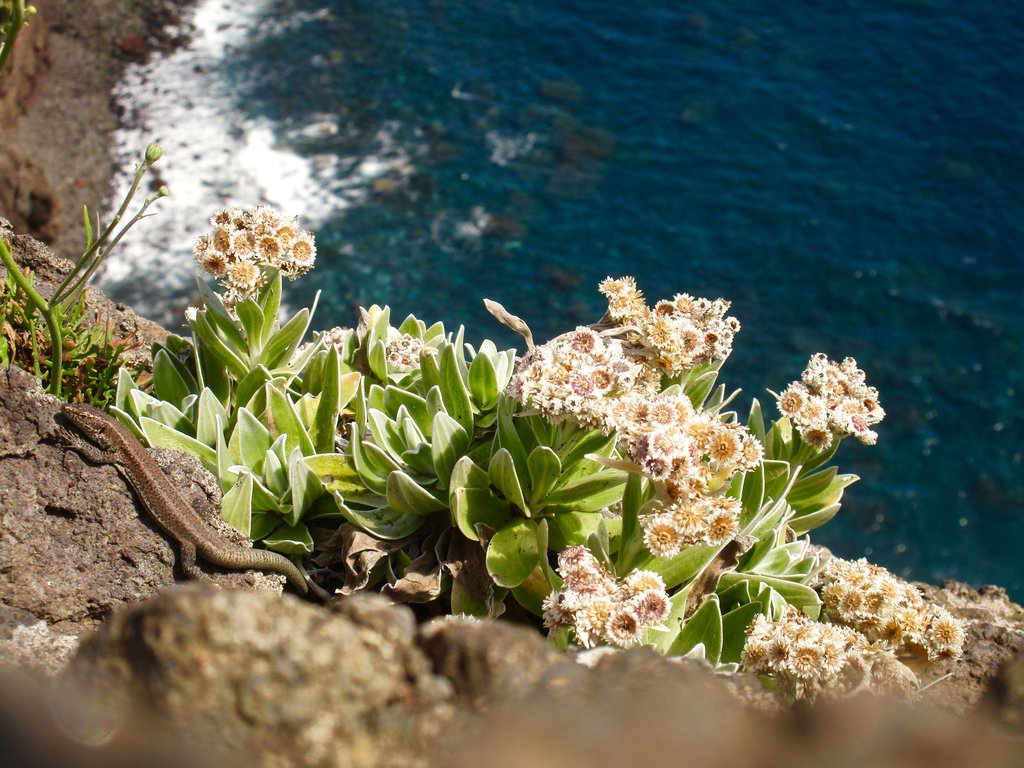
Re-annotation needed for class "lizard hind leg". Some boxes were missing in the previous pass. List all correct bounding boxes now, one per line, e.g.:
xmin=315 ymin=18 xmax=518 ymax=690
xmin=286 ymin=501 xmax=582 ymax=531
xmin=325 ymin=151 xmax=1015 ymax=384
xmin=177 ymin=540 xmax=215 ymax=585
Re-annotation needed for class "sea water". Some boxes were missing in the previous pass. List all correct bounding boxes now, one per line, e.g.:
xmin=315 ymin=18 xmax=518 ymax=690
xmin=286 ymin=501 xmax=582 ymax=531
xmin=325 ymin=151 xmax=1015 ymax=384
xmin=104 ymin=0 xmax=1024 ymax=597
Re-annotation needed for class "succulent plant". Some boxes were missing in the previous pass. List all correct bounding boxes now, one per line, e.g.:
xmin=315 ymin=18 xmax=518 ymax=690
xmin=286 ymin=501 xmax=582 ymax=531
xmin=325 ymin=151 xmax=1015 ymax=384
xmin=114 ymin=270 xmax=362 ymax=553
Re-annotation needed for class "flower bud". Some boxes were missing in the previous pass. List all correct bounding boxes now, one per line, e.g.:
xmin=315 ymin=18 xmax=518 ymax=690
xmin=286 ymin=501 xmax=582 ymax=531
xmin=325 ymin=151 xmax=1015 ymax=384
xmin=145 ymin=143 xmax=163 ymax=164
xmin=157 ymin=185 xmax=170 ymax=197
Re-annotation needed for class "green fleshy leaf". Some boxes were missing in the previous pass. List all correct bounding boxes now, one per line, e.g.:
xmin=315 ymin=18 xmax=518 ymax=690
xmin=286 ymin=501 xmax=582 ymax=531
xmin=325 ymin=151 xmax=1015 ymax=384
xmin=151 ymin=348 xmax=196 ymax=409
xmin=468 ymin=350 xmax=498 ymax=409
xmin=740 ymin=462 xmax=765 ymax=523
xmin=667 ymin=595 xmax=723 ymax=661
xmin=256 ymin=270 xmax=282 ymax=346
xmin=305 ymin=453 xmax=370 ymax=497
xmin=263 ymin=522 xmax=313 ymax=555
xmin=347 ymin=424 xmax=392 ymax=495
xmin=262 ymin=307 xmax=311 ymax=370
xmin=495 ymin=398 xmax=529 ymax=479
xmin=311 ymin=346 xmax=342 ymax=453
xmin=526 ymin=446 xmax=561 ymax=507
xmin=489 ymin=448 xmax=528 ymax=514
xmin=367 ymin=408 xmax=406 ymax=463
xmin=451 ymin=486 xmax=513 ymax=541
xmin=115 ymin=366 xmax=140 ymax=416
xmin=235 ymin=407 xmax=272 ymax=474
xmin=248 ymin=472 xmax=285 ymax=513
xmin=717 ymin=572 xmax=821 ymax=619
xmin=262 ymin=447 xmax=288 ymax=497
xmin=789 ymin=503 xmax=843 ymax=535
xmin=195 ymin=277 xmax=234 ymax=324
xmin=139 ymin=417 xmax=217 ymax=474
xmin=431 ymin=410 xmax=470 ymax=491
xmin=295 ymin=393 xmax=319 ymax=431
xmin=249 ymin=512 xmax=279 ymax=541
xmin=287 ymin=447 xmax=324 ymax=524
xmin=748 ymin=398 xmax=766 ymax=442
xmin=191 ymin=311 xmax=248 ymax=379
xmin=486 ymin=518 xmax=540 ymax=588
xmin=214 ymin=416 xmax=238 ymax=494
xmin=400 ymin=441 xmax=436 ymax=477
xmin=439 ymin=343 xmax=474 ymax=434
xmin=384 ymin=386 xmax=431 ymax=436
xmin=398 ymin=313 xmax=424 ymax=338
xmin=265 ymin=384 xmax=315 ymax=456
xmin=221 ymin=474 xmax=253 ymax=536
xmin=556 ymin=428 xmax=616 ymax=476
xmin=648 ymin=542 xmax=720 ymax=590
xmin=195 ymin=388 xmax=228 ymax=447
xmin=230 ymin=367 xmax=268 ymax=414
xmin=332 ymin=491 xmax=425 ymax=540
xmin=386 ymin=470 xmax=448 ymax=516
xmin=547 ymin=510 xmax=603 ymax=549
xmin=368 ymin=339 xmax=387 ymax=381
xmin=236 ymin=298 xmax=266 ymax=359
xmin=546 ymin=470 xmax=627 ymax=511
xmin=449 ymin=454 xmax=490 ymax=490
xmin=338 ymin=371 xmax=361 ymax=409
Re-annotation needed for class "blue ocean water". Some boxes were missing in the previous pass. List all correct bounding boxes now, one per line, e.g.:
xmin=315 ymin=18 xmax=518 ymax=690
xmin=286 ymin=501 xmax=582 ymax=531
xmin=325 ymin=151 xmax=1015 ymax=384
xmin=145 ymin=1 xmax=1024 ymax=594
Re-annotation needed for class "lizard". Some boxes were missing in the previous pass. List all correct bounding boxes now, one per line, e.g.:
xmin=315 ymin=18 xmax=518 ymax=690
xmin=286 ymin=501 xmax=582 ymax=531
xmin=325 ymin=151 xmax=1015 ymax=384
xmin=57 ymin=402 xmax=325 ymax=599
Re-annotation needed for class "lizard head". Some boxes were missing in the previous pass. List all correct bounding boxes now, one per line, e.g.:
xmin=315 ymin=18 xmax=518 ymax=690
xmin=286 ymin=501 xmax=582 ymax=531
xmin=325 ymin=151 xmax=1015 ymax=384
xmin=61 ymin=403 xmax=118 ymax=449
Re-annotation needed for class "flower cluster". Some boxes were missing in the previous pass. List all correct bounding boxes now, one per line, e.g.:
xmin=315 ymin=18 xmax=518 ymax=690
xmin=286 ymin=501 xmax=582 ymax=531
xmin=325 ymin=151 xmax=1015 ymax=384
xmin=508 ymin=280 xmax=762 ymax=562
xmin=777 ymin=354 xmax=884 ymax=449
xmin=741 ymin=608 xmax=918 ymax=701
xmin=193 ymin=205 xmax=316 ymax=308
xmin=641 ymin=495 xmax=744 ymax=557
xmin=616 ymin=393 xmax=763 ymax=489
xmin=506 ymin=326 xmax=657 ymax=429
xmin=542 ymin=546 xmax=671 ymax=648
xmin=599 ymin=276 xmax=740 ymax=373
xmin=385 ymin=333 xmax=425 ymax=374
xmin=821 ymin=557 xmax=965 ymax=661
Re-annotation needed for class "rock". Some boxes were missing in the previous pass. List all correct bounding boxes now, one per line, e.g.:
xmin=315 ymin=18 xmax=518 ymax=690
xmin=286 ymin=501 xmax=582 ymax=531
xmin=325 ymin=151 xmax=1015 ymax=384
xmin=986 ymin=655 xmax=1024 ymax=732
xmin=0 ymin=668 xmax=240 ymax=767
xmin=418 ymin=616 xmax=585 ymax=706
xmin=0 ymin=365 xmax=290 ymax=665
xmin=918 ymin=580 xmax=1024 ymax=711
xmin=442 ymin=649 xmax=1024 ymax=768
xmin=118 ymin=32 xmax=150 ymax=63
xmin=64 ymin=588 xmax=454 ymax=768
xmin=0 ymin=148 xmax=62 ymax=243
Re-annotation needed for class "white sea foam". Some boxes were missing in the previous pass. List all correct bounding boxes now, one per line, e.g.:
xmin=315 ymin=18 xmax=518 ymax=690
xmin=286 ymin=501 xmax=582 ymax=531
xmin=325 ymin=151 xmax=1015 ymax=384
xmin=101 ymin=0 xmax=421 ymax=322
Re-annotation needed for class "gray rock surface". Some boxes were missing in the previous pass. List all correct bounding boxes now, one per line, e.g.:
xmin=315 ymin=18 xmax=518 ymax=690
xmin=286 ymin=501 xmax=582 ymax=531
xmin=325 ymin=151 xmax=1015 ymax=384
xmin=64 ymin=587 xmax=455 ymax=768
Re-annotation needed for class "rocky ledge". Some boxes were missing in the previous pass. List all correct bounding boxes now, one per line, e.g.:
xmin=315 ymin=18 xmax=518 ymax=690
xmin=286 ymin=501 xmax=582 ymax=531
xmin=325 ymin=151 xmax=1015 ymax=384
xmin=2 ymin=228 xmax=1024 ymax=766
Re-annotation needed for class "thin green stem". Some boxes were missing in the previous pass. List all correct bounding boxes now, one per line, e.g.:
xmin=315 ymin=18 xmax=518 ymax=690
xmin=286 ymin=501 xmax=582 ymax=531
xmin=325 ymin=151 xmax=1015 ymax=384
xmin=0 ymin=238 xmax=64 ymax=395
xmin=52 ymin=159 xmax=151 ymax=307
xmin=0 ymin=2 xmax=27 ymax=80
xmin=59 ymin=194 xmax=160 ymax=311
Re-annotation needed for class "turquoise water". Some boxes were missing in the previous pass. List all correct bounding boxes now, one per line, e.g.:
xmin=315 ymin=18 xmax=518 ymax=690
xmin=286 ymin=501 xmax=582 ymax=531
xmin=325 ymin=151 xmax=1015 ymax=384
xmin=199 ymin=0 xmax=1024 ymax=594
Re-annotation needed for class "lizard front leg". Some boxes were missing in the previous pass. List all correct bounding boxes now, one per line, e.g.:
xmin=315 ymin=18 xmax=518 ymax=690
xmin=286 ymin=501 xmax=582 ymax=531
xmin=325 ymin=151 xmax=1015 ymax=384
xmin=55 ymin=426 xmax=119 ymax=466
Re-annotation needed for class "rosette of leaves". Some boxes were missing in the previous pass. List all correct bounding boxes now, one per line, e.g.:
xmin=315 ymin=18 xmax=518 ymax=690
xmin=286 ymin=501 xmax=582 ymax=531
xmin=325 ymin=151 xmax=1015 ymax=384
xmin=339 ymin=304 xmax=631 ymax=614
xmin=341 ymin=305 xmax=516 ymax=537
xmin=113 ymin=271 xmax=362 ymax=553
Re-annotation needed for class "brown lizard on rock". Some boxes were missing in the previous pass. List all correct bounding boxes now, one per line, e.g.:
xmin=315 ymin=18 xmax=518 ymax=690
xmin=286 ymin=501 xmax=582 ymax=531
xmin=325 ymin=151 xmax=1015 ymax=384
xmin=58 ymin=403 xmax=323 ymax=598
